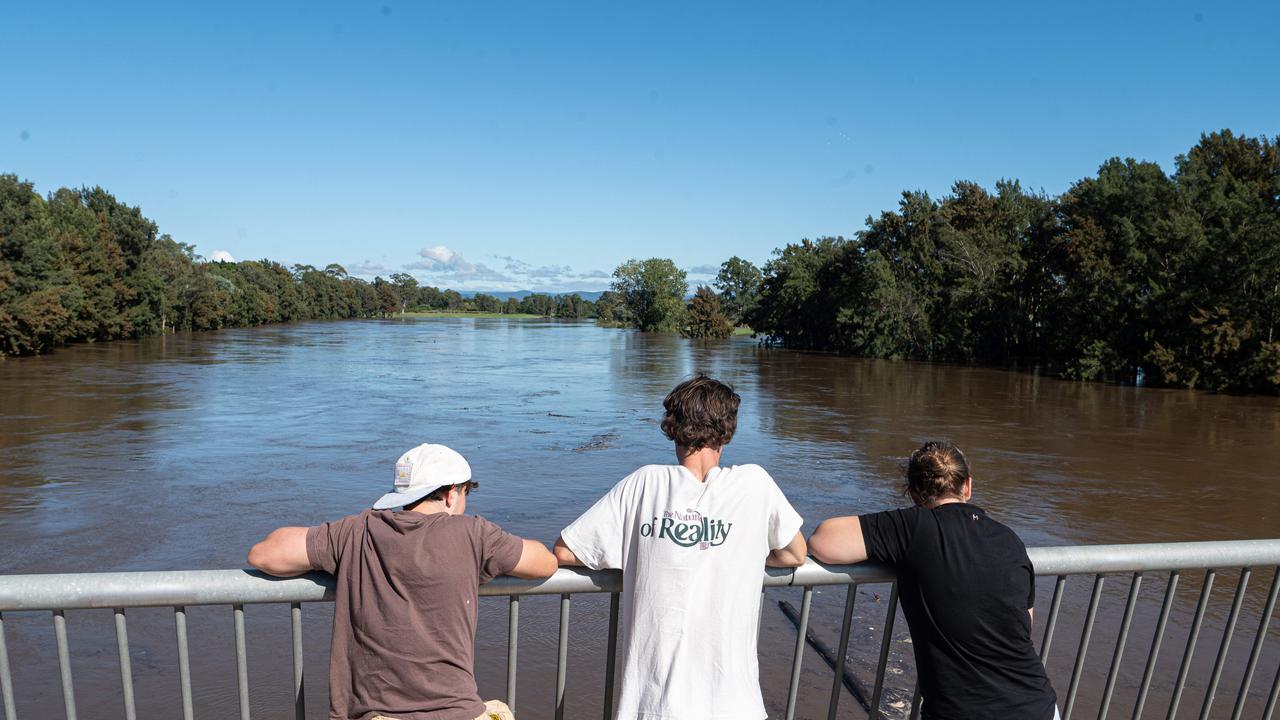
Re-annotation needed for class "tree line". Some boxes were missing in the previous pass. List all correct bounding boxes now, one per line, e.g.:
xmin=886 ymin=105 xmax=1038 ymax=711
xmin=0 ymin=176 xmax=595 ymax=356
xmin=603 ymin=131 xmax=1278 ymax=394
xmin=4 ymin=130 xmax=1276 ymax=392
xmin=383 ymin=272 xmax=596 ymax=319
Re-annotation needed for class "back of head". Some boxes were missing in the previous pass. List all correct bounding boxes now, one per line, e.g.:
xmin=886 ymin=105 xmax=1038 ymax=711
xmin=905 ymin=441 xmax=970 ymax=505
xmin=661 ymin=374 xmax=740 ymax=450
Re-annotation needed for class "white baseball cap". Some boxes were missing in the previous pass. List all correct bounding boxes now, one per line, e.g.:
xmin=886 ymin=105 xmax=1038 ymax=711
xmin=373 ymin=443 xmax=473 ymax=510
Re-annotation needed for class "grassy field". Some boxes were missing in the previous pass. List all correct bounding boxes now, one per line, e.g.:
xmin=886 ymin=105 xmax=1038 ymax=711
xmin=733 ymin=326 xmax=755 ymax=336
xmin=397 ymin=311 xmax=544 ymax=319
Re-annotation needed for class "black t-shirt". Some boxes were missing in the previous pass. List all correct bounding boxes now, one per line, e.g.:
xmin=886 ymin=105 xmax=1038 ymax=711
xmin=860 ymin=503 xmax=1056 ymax=720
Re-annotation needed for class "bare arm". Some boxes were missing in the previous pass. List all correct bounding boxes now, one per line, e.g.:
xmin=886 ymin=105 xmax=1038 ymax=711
xmin=508 ymin=539 xmax=559 ymax=579
xmin=766 ymin=530 xmax=808 ymax=568
xmin=808 ymin=516 xmax=868 ymax=564
xmin=247 ymin=527 xmax=312 ymax=577
xmin=552 ymin=535 xmax=583 ymax=566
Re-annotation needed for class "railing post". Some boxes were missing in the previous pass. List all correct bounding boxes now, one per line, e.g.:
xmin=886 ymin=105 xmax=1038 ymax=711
xmin=0 ymin=612 xmax=15 ymax=720
xmin=603 ymin=592 xmax=620 ymax=720
xmin=1199 ymin=568 xmax=1251 ymax=720
xmin=1098 ymin=573 xmax=1142 ymax=720
xmin=1040 ymin=575 xmax=1067 ymax=663
xmin=507 ymin=595 xmax=519 ymax=711
xmin=1231 ymin=567 xmax=1280 ymax=720
xmin=1063 ymin=574 xmax=1105 ymax=720
xmin=291 ymin=603 xmax=305 ymax=720
xmin=784 ymin=586 xmax=813 ymax=720
xmin=555 ymin=594 xmax=570 ymax=720
xmin=113 ymin=609 xmax=137 ymax=720
xmin=825 ymin=584 xmax=858 ymax=720
xmin=1167 ymin=569 xmax=1217 ymax=720
xmin=174 ymin=607 xmax=194 ymax=720
xmin=868 ymin=583 xmax=900 ymax=719
xmin=233 ymin=604 xmax=250 ymax=720
xmin=1132 ymin=571 xmax=1178 ymax=720
xmin=52 ymin=610 xmax=77 ymax=720
xmin=1263 ymin=656 xmax=1280 ymax=719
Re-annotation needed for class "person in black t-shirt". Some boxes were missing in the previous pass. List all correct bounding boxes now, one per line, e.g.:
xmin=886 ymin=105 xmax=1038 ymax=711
xmin=809 ymin=441 xmax=1058 ymax=720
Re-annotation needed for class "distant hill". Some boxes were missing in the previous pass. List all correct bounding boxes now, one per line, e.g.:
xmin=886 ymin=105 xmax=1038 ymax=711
xmin=458 ymin=290 xmax=605 ymax=301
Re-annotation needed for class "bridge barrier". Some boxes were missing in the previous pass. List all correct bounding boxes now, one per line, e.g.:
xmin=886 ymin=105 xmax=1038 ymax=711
xmin=1 ymin=539 xmax=1278 ymax=720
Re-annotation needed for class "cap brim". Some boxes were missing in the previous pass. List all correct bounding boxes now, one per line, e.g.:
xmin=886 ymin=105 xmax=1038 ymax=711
xmin=373 ymin=485 xmax=447 ymax=510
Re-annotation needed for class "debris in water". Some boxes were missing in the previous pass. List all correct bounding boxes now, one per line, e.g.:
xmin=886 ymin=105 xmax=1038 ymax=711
xmin=574 ymin=433 xmax=618 ymax=452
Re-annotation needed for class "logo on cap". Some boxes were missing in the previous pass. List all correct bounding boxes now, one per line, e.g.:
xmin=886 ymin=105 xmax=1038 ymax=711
xmin=394 ymin=461 xmax=413 ymax=490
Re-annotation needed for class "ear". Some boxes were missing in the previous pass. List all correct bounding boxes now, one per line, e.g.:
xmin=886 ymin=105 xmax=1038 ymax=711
xmin=443 ymin=486 xmax=460 ymax=509
xmin=963 ymin=476 xmax=973 ymax=500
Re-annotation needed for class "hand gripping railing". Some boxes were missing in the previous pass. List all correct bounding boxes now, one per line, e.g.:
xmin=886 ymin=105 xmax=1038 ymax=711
xmin=1 ymin=539 xmax=1278 ymax=720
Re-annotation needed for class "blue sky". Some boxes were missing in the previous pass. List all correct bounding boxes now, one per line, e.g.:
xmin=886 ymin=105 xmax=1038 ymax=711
xmin=2 ymin=1 xmax=1276 ymax=292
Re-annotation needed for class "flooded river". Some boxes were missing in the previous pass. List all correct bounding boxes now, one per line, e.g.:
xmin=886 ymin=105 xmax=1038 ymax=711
xmin=2 ymin=319 xmax=1278 ymax=718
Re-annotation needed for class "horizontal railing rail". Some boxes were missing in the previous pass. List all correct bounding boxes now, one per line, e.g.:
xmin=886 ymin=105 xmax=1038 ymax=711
xmin=0 ymin=539 xmax=1278 ymax=720
xmin=7 ymin=539 xmax=1278 ymax=611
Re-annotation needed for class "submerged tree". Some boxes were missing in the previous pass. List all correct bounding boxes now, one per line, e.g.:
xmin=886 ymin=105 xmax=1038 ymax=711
xmin=683 ymin=286 xmax=734 ymax=339
xmin=610 ymin=258 xmax=688 ymax=332
xmin=713 ymin=256 xmax=762 ymax=326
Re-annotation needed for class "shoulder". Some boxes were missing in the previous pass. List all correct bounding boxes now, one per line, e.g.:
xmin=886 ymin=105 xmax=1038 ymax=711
xmin=459 ymin=513 xmax=505 ymax=532
xmin=630 ymin=463 xmax=678 ymax=478
xmin=978 ymin=510 xmax=1029 ymax=548
xmin=860 ymin=506 xmax=924 ymax=527
xmin=429 ymin=514 xmax=512 ymax=547
xmin=617 ymin=464 xmax=679 ymax=490
xmin=323 ymin=509 xmax=376 ymax=532
xmin=724 ymin=463 xmax=775 ymax=486
xmin=865 ymin=505 xmax=923 ymax=520
xmin=440 ymin=513 xmax=502 ymax=535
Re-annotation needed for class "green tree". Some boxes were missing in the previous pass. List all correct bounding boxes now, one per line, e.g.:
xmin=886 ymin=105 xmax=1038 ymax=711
xmin=1049 ymin=158 xmax=1187 ymax=381
xmin=373 ymin=277 xmax=400 ymax=317
xmin=713 ymin=257 xmax=762 ymax=325
xmin=556 ymin=293 xmax=586 ymax=318
xmin=442 ymin=289 xmax=464 ymax=310
xmin=1146 ymin=131 xmax=1280 ymax=392
xmin=749 ymin=238 xmax=846 ymax=350
xmin=610 ymin=258 xmax=688 ymax=332
xmin=0 ymin=175 xmax=78 ymax=354
xmin=594 ymin=290 xmax=625 ymax=325
xmin=473 ymin=293 xmax=502 ymax=313
xmin=519 ymin=293 xmax=555 ymax=316
xmin=389 ymin=273 xmax=419 ymax=314
xmin=81 ymin=186 xmax=164 ymax=338
xmin=683 ymin=286 xmax=735 ymax=339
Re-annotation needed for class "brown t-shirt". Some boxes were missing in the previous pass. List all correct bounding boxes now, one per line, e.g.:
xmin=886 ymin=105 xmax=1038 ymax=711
xmin=306 ymin=509 xmax=524 ymax=720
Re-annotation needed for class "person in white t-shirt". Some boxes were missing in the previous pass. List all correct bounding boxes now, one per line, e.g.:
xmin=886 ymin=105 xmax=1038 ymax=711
xmin=554 ymin=374 xmax=807 ymax=720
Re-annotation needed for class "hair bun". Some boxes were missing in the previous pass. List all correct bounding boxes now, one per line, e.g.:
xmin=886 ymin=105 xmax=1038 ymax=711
xmin=904 ymin=441 xmax=969 ymax=505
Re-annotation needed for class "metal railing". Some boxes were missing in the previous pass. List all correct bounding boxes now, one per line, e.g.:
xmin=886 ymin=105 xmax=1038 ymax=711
xmin=1 ymin=539 xmax=1278 ymax=720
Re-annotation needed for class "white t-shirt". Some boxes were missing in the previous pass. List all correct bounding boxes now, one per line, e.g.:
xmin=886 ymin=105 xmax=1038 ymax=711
xmin=560 ymin=463 xmax=804 ymax=720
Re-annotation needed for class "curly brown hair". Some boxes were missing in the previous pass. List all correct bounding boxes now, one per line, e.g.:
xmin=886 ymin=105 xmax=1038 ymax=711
xmin=660 ymin=374 xmax=740 ymax=450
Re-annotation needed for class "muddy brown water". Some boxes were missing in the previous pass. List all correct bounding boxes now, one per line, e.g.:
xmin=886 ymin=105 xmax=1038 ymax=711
xmin=1 ymin=319 xmax=1278 ymax=719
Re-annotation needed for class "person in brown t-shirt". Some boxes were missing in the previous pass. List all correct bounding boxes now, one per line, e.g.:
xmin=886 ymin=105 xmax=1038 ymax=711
xmin=248 ymin=443 xmax=558 ymax=720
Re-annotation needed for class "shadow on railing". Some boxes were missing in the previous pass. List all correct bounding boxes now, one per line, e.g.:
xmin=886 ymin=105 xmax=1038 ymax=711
xmin=1 ymin=540 xmax=1278 ymax=720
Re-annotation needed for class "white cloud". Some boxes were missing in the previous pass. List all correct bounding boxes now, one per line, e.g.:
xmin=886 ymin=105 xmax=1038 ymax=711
xmin=210 ymin=250 xmax=236 ymax=263
xmin=416 ymin=244 xmax=475 ymax=272
xmin=398 ymin=247 xmax=613 ymax=292
xmin=687 ymin=264 xmax=719 ymax=275
xmin=347 ymin=260 xmax=396 ymax=278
